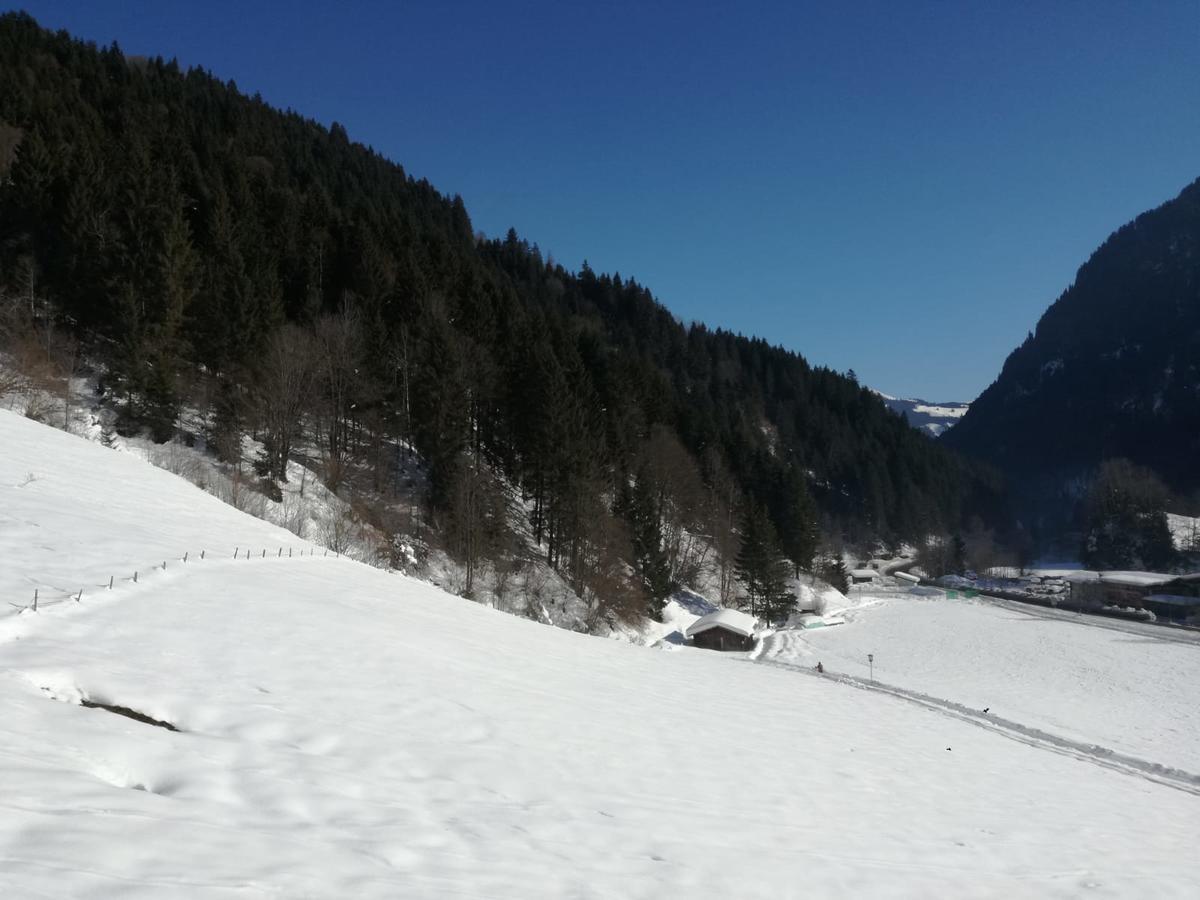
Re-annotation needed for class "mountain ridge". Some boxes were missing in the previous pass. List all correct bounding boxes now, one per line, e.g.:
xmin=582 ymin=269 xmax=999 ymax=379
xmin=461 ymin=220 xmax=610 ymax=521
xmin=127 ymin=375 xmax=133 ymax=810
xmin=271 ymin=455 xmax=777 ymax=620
xmin=944 ymin=176 xmax=1200 ymax=498
xmin=873 ymin=391 xmax=969 ymax=437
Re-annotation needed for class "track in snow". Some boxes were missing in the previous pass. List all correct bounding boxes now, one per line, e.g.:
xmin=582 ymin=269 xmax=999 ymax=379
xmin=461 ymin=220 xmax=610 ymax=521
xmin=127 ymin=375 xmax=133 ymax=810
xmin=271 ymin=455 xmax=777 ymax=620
xmin=756 ymin=630 xmax=1200 ymax=797
xmin=977 ymin=594 xmax=1200 ymax=647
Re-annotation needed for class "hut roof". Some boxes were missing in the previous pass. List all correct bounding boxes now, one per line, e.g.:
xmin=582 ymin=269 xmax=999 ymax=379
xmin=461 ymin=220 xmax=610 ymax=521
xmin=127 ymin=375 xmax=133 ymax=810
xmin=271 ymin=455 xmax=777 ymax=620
xmin=894 ymin=571 xmax=920 ymax=584
xmin=686 ymin=609 xmax=759 ymax=639
xmin=850 ymin=569 xmax=878 ymax=580
xmin=1063 ymin=571 xmax=1174 ymax=587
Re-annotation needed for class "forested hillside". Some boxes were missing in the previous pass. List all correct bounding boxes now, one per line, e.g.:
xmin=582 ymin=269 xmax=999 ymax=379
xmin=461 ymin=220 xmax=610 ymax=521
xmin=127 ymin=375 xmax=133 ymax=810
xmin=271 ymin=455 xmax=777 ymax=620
xmin=945 ymin=177 xmax=1200 ymax=502
xmin=0 ymin=13 xmax=1004 ymax=620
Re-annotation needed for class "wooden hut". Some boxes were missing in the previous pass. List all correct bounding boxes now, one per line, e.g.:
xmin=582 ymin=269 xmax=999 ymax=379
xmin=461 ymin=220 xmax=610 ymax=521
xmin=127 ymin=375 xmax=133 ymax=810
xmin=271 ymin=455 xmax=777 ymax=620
xmin=1067 ymin=571 xmax=1173 ymax=609
xmin=686 ymin=609 xmax=759 ymax=652
xmin=850 ymin=568 xmax=878 ymax=585
xmin=1144 ymin=573 xmax=1200 ymax=622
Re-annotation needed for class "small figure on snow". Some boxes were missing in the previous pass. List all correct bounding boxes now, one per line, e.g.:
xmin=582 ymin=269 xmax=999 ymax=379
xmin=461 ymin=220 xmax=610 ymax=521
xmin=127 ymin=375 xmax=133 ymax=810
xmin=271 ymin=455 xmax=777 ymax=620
xmin=982 ymin=707 xmax=990 ymax=714
xmin=815 ymin=661 xmax=824 ymax=674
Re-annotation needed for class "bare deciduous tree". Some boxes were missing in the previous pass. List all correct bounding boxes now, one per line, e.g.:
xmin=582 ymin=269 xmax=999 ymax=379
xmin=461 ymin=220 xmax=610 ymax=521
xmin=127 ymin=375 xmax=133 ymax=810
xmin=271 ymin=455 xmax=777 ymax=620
xmin=444 ymin=445 xmax=512 ymax=597
xmin=701 ymin=449 xmax=743 ymax=606
xmin=312 ymin=303 xmax=361 ymax=491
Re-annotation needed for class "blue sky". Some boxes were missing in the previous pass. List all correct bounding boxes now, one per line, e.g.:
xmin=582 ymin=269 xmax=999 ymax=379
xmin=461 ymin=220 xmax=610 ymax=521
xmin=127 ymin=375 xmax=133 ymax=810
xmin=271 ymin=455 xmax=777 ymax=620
xmin=15 ymin=1 xmax=1200 ymax=400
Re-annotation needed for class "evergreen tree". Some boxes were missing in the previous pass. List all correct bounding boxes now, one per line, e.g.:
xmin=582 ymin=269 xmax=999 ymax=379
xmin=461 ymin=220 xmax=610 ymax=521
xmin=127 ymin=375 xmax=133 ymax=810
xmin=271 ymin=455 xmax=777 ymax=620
xmin=950 ymin=533 xmax=968 ymax=575
xmin=618 ymin=471 xmax=673 ymax=616
xmin=1081 ymin=459 xmax=1177 ymax=571
xmin=210 ymin=376 xmax=244 ymax=464
xmin=821 ymin=555 xmax=850 ymax=594
xmin=777 ymin=467 xmax=820 ymax=578
xmin=735 ymin=504 xmax=795 ymax=621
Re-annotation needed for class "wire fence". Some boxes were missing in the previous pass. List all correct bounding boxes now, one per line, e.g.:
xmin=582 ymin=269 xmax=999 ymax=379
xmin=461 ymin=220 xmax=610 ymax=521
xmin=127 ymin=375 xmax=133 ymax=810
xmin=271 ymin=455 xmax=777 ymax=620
xmin=7 ymin=545 xmax=343 ymax=617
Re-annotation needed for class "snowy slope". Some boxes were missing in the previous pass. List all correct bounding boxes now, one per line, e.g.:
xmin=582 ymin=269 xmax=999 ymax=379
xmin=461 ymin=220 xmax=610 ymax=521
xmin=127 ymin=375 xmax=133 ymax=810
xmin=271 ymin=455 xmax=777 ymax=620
xmin=1168 ymin=512 xmax=1199 ymax=552
xmin=874 ymin=391 xmax=970 ymax=437
xmin=2 ymin=410 xmax=1200 ymax=897
xmin=0 ymin=409 xmax=307 ymax=616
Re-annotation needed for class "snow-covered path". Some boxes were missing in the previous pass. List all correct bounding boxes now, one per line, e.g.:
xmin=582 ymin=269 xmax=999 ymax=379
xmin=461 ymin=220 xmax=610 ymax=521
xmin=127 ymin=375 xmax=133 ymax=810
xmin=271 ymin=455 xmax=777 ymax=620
xmin=760 ymin=594 xmax=1200 ymax=773
xmin=757 ymin=645 xmax=1200 ymax=796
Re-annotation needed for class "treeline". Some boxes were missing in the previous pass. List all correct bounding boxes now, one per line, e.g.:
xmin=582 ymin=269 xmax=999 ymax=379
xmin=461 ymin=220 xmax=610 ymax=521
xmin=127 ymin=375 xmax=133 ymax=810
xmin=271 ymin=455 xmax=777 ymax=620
xmin=0 ymin=13 xmax=1006 ymax=622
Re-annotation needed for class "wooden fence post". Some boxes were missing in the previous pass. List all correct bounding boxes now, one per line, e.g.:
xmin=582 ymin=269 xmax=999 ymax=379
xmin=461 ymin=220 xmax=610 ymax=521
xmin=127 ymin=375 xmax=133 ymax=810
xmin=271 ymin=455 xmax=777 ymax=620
xmin=33 ymin=588 xmax=38 ymax=611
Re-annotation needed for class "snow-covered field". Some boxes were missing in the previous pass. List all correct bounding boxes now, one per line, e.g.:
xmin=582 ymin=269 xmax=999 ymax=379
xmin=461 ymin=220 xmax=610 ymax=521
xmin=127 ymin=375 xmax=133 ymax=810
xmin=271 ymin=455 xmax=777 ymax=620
xmin=762 ymin=591 xmax=1200 ymax=773
xmin=3 ymin=409 xmax=1200 ymax=897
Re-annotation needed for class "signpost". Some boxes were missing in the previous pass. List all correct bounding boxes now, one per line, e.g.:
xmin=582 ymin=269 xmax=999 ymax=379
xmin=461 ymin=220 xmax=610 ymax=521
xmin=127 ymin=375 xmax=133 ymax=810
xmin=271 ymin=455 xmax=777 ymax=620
xmin=868 ymin=653 xmax=874 ymax=682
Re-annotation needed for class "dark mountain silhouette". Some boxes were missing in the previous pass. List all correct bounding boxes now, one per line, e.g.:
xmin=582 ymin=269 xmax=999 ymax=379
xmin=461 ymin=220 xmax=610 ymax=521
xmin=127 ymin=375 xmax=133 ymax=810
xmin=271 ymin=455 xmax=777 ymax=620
xmin=945 ymin=177 xmax=1200 ymax=499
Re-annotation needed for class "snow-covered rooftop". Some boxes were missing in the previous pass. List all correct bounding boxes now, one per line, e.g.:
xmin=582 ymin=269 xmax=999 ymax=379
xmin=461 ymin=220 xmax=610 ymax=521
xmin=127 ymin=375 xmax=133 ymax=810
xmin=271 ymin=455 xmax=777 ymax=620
xmin=1062 ymin=571 xmax=1175 ymax=587
xmin=686 ymin=608 xmax=759 ymax=639
xmin=850 ymin=568 xmax=878 ymax=579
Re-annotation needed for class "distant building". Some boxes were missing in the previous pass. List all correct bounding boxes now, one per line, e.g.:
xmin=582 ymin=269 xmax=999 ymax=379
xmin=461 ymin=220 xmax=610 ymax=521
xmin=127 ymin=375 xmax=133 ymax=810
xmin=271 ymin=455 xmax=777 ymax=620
xmin=1067 ymin=571 xmax=1200 ymax=620
xmin=686 ymin=609 xmax=759 ymax=652
xmin=894 ymin=571 xmax=921 ymax=587
xmin=1144 ymin=573 xmax=1200 ymax=622
xmin=850 ymin=569 xmax=878 ymax=585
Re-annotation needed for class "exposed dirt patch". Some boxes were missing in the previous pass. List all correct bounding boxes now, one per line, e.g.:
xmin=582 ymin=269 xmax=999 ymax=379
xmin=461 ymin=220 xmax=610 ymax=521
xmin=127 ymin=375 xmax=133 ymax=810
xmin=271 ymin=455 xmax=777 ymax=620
xmin=80 ymin=699 xmax=179 ymax=732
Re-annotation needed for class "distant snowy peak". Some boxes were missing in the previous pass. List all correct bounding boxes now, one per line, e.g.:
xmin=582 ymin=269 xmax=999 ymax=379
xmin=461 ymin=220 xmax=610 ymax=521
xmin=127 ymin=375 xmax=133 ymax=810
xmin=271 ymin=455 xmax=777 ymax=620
xmin=873 ymin=391 xmax=969 ymax=438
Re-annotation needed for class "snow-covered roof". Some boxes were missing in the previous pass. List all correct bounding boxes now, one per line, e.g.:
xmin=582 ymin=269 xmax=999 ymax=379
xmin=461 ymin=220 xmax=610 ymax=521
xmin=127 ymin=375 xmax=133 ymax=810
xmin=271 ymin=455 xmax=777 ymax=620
xmin=850 ymin=569 xmax=877 ymax=579
xmin=686 ymin=609 xmax=759 ymax=639
xmin=894 ymin=571 xmax=920 ymax=584
xmin=1063 ymin=571 xmax=1174 ymax=587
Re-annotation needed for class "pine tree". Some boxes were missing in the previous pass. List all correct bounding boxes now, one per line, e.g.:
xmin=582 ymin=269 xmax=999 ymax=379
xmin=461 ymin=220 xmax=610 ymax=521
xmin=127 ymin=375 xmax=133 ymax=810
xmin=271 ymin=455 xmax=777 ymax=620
xmin=1081 ymin=459 xmax=1177 ymax=571
xmin=951 ymin=533 xmax=968 ymax=575
xmin=210 ymin=376 xmax=244 ymax=464
xmin=825 ymin=556 xmax=850 ymax=594
xmin=778 ymin=467 xmax=820 ymax=578
xmin=735 ymin=504 xmax=795 ymax=621
xmin=619 ymin=472 xmax=673 ymax=616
